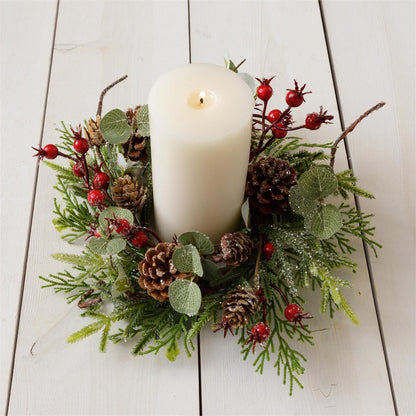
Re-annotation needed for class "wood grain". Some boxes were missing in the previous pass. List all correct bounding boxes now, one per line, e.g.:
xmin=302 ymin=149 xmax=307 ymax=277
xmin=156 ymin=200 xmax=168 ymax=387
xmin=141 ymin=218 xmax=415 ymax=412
xmin=190 ymin=0 xmax=395 ymax=413
xmin=322 ymin=1 xmax=416 ymax=413
xmin=0 ymin=1 xmax=57 ymax=414
xmin=7 ymin=1 xmax=198 ymax=415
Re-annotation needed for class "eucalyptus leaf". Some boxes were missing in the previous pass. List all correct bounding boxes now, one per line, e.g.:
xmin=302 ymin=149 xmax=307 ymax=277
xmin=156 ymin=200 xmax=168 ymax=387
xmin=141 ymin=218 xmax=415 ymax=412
xmin=298 ymin=166 xmax=338 ymax=200
xmin=165 ymin=340 xmax=180 ymax=362
xmin=100 ymin=109 xmax=131 ymax=144
xmin=168 ymin=279 xmax=201 ymax=316
xmin=106 ymin=238 xmax=127 ymax=255
xmin=201 ymin=260 xmax=223 ymax=286
xmin=289 ymin=185 xmax=318 ymax=218
xmin=136 ymin=104 xmax=150 ymax=137
xmin=238 ymin=73 xmax=256 ymax=93
xmin=241 ymin=198 xmax=250 ymax=228
xmin=111 ymin=263 xmax=133 ymax=298
xmin=228 ymin=59 xmax=237 ymax=71
xmin=99 ymin=206 xmax=134 ymax=231
xmin=178 ymin=232 xmax=214 ymax=255
xmin=307 ymin=204 xmax=342 ymax=239
xmin=87 ymin=237 xmax=108 ymax=255
xmin=172 ymin=245 xmax=203 ymax=276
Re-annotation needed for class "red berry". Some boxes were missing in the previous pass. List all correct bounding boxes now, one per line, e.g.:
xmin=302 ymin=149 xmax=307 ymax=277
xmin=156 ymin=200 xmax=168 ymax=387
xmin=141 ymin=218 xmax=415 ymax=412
xmin=131 ymin=231 xmax=148 ymax=248
xmin=286 ymin=90 xmax=304 ymax=107
xmin=251 ymin=322 xmax=270 ymax=339
xmin=272 ymin=124 xmax=287 ymax=139
xmin=93 ymin=172 xmax=110 ymax=190
xmin=286 ymin=80 xmax=311 ymax=107
xmin=94 ymin=229 xmax=101 ymax=238
xmin=267 ymin=109 xmax=282 ymax=124
xmin=43 ymin=144 xmax=59 ymax=159
xmin=115 ymin=219 xmax=131 ymax=235
xmin=305 ymin=113 xmax=321 ymax=130
xmin=246 ymin=322 xmax=271 ymax=352
xmin=284 ymin=304 xmax=303 ymax=322
xmin=262 ymin=242 xmax=275 ymax=259
xmin=87 ymin=189 xmax=105 ymax=207
xmin=257 ymin=85 xmax=273 ymax=101
xmin=73 ymin=163 xmax=84 ymax=177
xmin=73 ymin=138 xmax=89 ymax=154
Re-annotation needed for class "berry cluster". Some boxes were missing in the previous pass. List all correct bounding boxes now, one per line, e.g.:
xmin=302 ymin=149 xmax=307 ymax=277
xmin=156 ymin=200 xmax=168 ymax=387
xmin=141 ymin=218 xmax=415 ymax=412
xmin=93 ymin=215 xmax=149 ymax=248
xmin=251 ymin=77 xmax=333 ymax=160
xmin=33 ymin=126 xmax=111 ymax=208
xmin=33 ymin=127 xmax=150 ymax=249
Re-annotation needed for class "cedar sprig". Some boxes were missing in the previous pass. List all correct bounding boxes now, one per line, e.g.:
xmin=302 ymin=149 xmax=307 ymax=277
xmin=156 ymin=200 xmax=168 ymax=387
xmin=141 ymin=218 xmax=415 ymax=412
xmin=336 ymin=169 xmax=375 ymax=200
xmin=238 ymin=279 xmax=313 ymax=395
xmin=337 ymin=203 xmax=382 ymax=256
xmin=52 ymin=177 xmax=94 ymax=241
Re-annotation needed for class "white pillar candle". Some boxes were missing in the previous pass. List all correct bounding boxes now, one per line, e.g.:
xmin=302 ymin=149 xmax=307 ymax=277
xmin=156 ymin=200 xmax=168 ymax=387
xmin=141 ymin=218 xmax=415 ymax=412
xmin=148 ymin=63 xmax=254 ymax=243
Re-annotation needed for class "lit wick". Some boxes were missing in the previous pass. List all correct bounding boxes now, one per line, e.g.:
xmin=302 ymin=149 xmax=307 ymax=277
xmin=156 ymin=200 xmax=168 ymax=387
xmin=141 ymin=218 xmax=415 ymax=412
xmin=199 ymin=90 xmax=206 ymax=105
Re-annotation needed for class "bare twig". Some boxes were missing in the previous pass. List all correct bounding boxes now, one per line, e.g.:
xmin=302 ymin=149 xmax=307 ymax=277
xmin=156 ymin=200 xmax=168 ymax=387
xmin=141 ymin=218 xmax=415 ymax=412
xmin=136 ymin=226 xmax=163 ymax=243
xmin=234 ymin=58 xmax=246 ymax=72
xmin=95 ymin=146 xmax=114 ymax=181
xmin=96 ymin=75 xmax=128 ymax=117
xmin=78 ymin=289 xmax=102 ymax=308
xmin=253 ymin=236 xmax=263 ymax=291
xmin=330 ymin=102 xmax=385 ymax=168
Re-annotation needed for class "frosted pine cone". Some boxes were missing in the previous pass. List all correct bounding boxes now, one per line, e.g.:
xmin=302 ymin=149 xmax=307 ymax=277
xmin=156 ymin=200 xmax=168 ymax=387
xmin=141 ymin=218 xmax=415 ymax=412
xmin=84 ymin=115 xmax=105 ymax=147
xmin=222 ymin=285 xmax=258 ymax=328
xmin=246 ymin=157 xmax=297 ymax=214
xmin=138 ymin=243 xmax=186 ymax=302
xmin=213 ymin=232 xmax=254 ymax=266
xmin=111 ymin=174 xmax=147 ymax=213
xmin=121 ymin=133 xmax=148 ymax=162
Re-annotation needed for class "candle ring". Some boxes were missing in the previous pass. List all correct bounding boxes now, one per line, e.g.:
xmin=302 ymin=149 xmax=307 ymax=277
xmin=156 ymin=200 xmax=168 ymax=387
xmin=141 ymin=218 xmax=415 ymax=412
xmin=32 ymin=62 xmax=383 ymax=394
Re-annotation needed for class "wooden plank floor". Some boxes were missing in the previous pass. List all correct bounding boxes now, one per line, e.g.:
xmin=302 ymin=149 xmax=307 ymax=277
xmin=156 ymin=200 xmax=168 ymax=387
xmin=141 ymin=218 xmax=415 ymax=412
xmin=1 ymin=1 xmax=414 ymax=415
xmin=0 ymin=1 xmax=58 ymax=413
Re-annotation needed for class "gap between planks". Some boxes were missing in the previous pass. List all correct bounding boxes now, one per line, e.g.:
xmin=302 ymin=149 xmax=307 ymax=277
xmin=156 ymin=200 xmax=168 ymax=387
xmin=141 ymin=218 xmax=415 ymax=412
xmin=187 ymin=0 xmax=204 ymax=413
xmin=4 ymin=1 xmax=61 ymax=415
xmin=318 ymin=1 xmax=398 ymax=414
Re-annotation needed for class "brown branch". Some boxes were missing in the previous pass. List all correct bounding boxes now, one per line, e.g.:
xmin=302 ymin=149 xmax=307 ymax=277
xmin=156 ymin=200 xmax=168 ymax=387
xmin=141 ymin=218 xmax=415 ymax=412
xmin=136 ymin=226 xmax=163 ymax=243
xmin=81 ymin=153 xmax=90 ymax=190
xmin=78 ymin=289 xmax=102 ymax=308
xmin=330 ymin=102 xmax=385 ymax=168
xmin=94 ymin=146 xmax=114 ymax=181
xmin=234 ymin=58 xmax=246 ymax=72
xmin=270 ymin=283 xmax=289 ymax=306
xmin=96 ymin=75 xmax=128 ymax=117
xmin=250 ymin=105 xmax=292 ymax=161
xmin=125 ymin=290 xmax=145 ymax=301
xmin=253 ymin=235 xmax=263 ymax=291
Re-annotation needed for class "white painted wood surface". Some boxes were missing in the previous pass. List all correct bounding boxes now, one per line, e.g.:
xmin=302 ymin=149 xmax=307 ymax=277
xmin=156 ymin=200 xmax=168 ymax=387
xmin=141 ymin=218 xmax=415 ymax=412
xmin=2 ymin=0 xmax=415 ymax=414
xmin=322 ymin=2 xmax=416 ymax=414
xmin=0 ymin=1 xmax=57 ymax=414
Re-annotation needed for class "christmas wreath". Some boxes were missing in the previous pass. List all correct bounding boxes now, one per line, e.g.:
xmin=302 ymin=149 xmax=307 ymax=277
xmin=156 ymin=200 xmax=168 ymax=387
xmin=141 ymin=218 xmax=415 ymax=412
xmin=33 ymin=59 xmax=384 ymax=394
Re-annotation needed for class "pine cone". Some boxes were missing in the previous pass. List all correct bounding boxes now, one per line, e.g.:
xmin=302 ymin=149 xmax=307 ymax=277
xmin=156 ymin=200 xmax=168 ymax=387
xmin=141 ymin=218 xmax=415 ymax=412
xmin=111 ymin=174 xmax=147 ymax=212
xmin=246 ymin=157 xmax=297 ymax=214
xmin=121 ymin=133 xmax=148 ymax=162
xmin=222 ymin=285 xmax=258 ymax=328
xmin=125 ymin=106 xmax=141 ymax=127
xmin=84 ymin=115 xmax=105 ymax=146
xmin=214 ymin=232 xmax=253 ymax=266
xmin=138 ymin=242 xmax=186 ymax=302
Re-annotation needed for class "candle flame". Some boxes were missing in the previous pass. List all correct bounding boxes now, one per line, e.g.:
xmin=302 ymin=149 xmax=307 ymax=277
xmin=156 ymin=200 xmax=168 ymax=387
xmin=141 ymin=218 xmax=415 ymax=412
xmin=199 ymin=90 xmax=206 ymax=104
